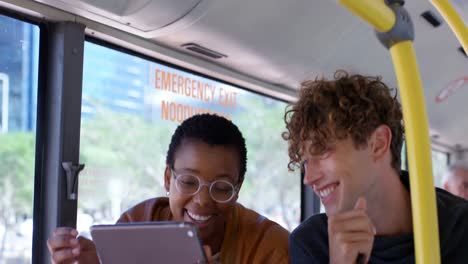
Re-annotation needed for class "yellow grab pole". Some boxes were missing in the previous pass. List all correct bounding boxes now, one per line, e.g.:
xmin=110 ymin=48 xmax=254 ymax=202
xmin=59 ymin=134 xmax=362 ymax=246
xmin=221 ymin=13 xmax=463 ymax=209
xmin=338 ymin=1 xmax=441 ymax=263
xmin=338 ymin=0 xmax=395 ymax=32
xmin=431 ymin=0 xmax=468 ymax=56
xmin=390 ymin=41 xmax=441 ymax=264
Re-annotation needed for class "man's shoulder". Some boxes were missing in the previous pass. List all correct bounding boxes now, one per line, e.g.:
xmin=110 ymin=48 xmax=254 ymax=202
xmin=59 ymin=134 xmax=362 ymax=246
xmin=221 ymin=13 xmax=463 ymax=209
xmin=291 ymin=213 xmax=328 ymax=243
xmin=436 ymin=188 xmax=468 ymax=221
xmin=436 ymin=189 xmax=468 ymax=262
xmin=436 ymin=187 xmax=468 ymax=207
xmin=289 ymin=214 xmax=329 ymax=263
xmin=292 ymin=213 xmax=327 ymax=233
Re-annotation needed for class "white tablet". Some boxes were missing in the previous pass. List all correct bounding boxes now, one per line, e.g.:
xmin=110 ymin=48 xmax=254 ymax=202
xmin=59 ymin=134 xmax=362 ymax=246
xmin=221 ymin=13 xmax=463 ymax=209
xmin=90 ymin=222 xmax=207 ymax=264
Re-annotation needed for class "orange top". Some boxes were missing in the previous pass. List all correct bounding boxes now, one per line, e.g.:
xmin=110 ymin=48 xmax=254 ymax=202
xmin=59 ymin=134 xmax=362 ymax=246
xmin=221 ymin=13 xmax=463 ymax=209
xmin=118 ymin=197 xmax=290 ymax=264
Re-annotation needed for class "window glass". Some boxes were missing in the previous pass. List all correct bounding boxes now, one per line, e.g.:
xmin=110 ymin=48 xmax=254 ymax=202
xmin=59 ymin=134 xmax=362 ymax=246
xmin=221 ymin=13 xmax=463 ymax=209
xmin=401 ymin=142 xmax=407 ymax=171
xmin=402 ymin=143 xmax=449 ymax=187
xmin=0 ymin=15 xmax=39 ymax=263
xmin=432 ymin=149 xmax=449 ymax=188
xmin=78 ymin=42 xmax=300 ymax=234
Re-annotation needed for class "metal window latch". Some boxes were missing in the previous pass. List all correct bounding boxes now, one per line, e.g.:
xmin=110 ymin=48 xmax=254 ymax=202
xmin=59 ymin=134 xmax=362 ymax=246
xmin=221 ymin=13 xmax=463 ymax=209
xmin=62 ymin=162 xmax=85 ymax=200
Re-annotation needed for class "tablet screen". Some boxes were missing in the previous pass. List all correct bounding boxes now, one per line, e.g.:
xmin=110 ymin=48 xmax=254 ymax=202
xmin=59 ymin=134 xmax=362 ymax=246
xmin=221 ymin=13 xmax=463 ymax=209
xmin=90 ymin=222 xmax=207 ymax=264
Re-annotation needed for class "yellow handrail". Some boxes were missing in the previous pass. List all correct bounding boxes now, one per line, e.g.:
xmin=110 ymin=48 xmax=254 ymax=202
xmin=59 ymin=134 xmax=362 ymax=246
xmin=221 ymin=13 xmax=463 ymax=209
xmin=431 ymin=0 xmax=468 ymax=57
xmin=390 ymin=41 xmax=441 ymax=263
xmin=337 ymin=0 xmax=395 ymax=32
xmin=337 ymin=1 xmax=441 ymax=263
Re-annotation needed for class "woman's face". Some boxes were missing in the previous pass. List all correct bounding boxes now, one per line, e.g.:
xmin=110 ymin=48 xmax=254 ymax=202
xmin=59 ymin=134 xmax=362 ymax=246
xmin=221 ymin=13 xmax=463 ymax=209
xmin=164 ymin=139 xmax=241 ymax=244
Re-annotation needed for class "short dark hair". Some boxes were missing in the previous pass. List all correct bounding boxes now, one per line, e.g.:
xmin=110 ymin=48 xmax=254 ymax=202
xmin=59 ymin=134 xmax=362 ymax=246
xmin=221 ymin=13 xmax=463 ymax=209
xmin=166 ymin=114 xmax=247 ymax=183
xmin=283 ymin=70 xmax=404 ymax=172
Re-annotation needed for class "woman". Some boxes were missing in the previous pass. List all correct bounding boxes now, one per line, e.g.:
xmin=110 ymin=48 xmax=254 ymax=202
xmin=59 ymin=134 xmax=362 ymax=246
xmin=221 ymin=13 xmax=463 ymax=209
xmin=47 ymin=114 xmax=289 ymax=263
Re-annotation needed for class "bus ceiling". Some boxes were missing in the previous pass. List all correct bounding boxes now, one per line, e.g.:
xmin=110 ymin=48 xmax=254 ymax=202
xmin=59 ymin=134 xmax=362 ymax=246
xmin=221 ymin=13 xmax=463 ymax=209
xmin=1 ymin=0 xmax=467 ymax=151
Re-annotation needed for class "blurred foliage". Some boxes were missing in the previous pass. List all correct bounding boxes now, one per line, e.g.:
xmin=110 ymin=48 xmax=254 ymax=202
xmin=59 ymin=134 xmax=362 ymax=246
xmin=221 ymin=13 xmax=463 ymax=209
xmin=0 ymin=132 xmax=35 ymax=221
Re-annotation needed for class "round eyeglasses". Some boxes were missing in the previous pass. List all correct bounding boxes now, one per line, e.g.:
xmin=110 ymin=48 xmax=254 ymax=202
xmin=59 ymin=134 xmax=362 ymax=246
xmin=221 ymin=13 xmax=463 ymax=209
xmin=171 ymin=169 xmax=238 ymax=203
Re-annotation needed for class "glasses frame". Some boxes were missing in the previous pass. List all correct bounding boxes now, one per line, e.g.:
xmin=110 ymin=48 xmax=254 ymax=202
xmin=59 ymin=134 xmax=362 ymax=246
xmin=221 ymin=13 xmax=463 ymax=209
xmin=170 ymin=168 xmax=239 ymax=203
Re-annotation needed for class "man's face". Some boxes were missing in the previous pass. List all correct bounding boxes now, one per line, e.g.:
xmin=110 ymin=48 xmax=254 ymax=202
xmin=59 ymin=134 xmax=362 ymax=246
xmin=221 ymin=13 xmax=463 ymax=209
xmin=302 ymin=137 xmax=378 ymax=216
xmin=444 ymin=168 xmax=468 ymax=199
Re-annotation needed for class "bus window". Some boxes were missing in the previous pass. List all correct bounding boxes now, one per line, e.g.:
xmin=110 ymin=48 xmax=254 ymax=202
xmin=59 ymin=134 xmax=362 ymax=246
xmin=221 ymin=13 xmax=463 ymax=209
xmin=401 ymin=142 xmax=407 ymax=171
xmin=403 ymin=144 xmax=449 ymax=188
xmin=389 ymin=141 xmax=448 ymax=188
xmin=0 ymin=15 xmax=39 ymax=263
xmin=77 ymin=41 xmax=300 ymax=235
xmin=432 ymin=150 xmax=449 ymax=188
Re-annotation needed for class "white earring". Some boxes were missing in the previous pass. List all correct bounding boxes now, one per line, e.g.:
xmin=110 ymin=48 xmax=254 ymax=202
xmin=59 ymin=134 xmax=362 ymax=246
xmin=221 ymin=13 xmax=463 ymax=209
xmin=166 ymin=191 xmax=170 ymax=196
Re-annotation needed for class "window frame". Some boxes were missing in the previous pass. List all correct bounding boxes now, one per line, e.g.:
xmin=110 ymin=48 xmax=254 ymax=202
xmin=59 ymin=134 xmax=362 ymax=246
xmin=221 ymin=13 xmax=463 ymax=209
xmin=32 ymin=21 xmax=86 ymax=264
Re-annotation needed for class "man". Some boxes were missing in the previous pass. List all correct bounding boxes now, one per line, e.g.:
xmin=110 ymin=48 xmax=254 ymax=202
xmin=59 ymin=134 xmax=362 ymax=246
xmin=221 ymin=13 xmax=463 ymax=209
xmin=283 ymin=71 xmax=468 ymax=263
xmin=443 ymin=162 xmax=468 ymax=199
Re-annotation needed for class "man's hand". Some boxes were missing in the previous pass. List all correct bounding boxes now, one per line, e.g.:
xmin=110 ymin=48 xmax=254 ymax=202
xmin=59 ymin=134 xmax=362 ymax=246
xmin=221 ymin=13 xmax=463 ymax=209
xmin=328 ymin=197 xmax=376 ymax=264
xmin=47 ymin=227 xmax=99 ymax=264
